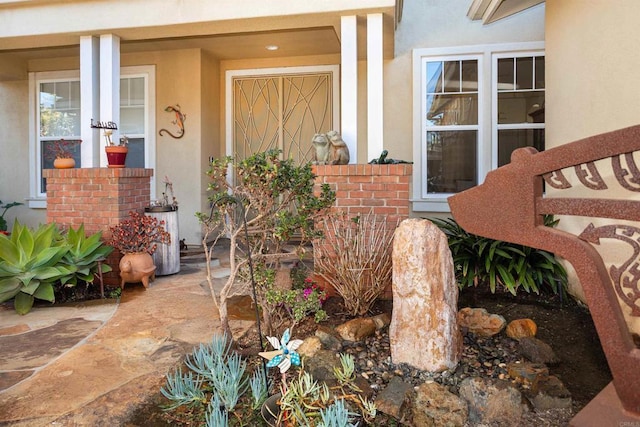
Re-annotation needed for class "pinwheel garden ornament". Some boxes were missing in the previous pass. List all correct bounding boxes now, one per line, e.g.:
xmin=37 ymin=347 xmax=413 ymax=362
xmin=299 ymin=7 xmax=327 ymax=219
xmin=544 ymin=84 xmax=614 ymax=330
xmin=259 ymin=328 xmax=303 ymax=374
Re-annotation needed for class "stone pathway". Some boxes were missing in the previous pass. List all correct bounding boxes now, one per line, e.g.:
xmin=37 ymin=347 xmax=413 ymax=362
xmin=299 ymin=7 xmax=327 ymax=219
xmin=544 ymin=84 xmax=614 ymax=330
xmin=0 ymin=255 xmax=254 ymax=426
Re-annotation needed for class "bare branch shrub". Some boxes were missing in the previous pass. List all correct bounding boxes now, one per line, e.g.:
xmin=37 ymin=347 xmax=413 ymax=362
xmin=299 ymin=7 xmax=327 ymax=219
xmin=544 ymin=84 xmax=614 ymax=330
xmin=315 ymin=210 xmax=398 ymax=316
xmin=197 ymin=150 xmax=335 ymax=337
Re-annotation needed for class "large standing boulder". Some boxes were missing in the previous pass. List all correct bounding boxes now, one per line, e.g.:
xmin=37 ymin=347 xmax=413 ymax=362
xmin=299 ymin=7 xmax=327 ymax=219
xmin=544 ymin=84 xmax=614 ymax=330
xmin=390 ymin=218 xmax=462 ymax=372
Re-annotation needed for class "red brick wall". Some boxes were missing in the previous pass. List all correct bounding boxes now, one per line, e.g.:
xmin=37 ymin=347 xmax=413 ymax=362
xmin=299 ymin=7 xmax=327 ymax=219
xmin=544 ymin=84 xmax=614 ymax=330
xmin=43 ymin=167 xmax=154 ymax=285
xmin=312 ymin=164 xmax=412 ymax=298
xmin=312 ymin=164 xmax=411 ymax=222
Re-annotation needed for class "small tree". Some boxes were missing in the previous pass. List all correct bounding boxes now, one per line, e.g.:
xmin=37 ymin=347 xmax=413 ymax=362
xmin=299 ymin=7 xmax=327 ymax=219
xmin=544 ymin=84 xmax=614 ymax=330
xmin=197 ymin=149 xmax=335 ymax=337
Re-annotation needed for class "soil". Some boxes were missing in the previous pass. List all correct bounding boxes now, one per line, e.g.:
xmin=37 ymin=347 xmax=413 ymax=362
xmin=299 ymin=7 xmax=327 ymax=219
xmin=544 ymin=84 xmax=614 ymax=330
xmin=42 ymin=280 xmax=612 ymax=426
xmin=457 ymin=288 xmax=612 ymax=408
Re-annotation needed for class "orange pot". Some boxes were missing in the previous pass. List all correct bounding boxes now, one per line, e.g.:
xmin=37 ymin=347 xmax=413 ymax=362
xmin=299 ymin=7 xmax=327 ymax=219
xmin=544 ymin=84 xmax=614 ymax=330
xmin=119 ymin=252 xmax=156 ymax=289
xmin=53 ymin=158 xmax=76 ymax=169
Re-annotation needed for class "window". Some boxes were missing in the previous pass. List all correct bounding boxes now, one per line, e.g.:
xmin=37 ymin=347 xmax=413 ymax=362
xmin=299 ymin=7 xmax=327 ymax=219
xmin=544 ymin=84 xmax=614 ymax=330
xmin=29 ymin=66 xmax=155 ymax=206
xmin=120 ymin=74 xmax=147 ymax=168
xmin=35 ymin=72 xmax=81 ymax=197
xmin=413 ymin=42 xmax=544 ymax=212
xmin=494 ymin=54 xmax=545 ymax=167
xmin=424 ymin=57 xmax=479 ymax=195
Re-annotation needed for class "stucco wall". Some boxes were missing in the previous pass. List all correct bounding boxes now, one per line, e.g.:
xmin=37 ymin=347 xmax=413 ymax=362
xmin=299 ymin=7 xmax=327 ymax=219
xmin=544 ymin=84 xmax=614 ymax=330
xmin=0 ymin=80 xmax=40 ymax=227
xmin=123 ymin=49 xmax=207 ymax=245
xmin=546 ymin=0 xmax=640 ymax=333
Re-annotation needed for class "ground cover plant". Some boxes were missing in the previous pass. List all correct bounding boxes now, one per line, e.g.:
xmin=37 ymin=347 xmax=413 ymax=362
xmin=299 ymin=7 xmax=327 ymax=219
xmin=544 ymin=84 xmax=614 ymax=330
xmin=160 ymin=330 xmax=376 ymax=426
xmin=430 ymin=216 xmax=568 ymax=296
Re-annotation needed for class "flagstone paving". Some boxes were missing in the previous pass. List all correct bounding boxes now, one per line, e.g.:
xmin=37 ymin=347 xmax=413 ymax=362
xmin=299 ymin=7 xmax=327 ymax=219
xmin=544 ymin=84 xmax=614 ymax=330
xmin=0 ymin=252 xmax=254 ymax=426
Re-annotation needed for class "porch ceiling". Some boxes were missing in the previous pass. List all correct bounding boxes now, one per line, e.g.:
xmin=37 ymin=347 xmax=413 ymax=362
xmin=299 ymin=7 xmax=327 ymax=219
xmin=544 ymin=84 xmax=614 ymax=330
xmin=1 ymin=27 xmax=341 ymax=62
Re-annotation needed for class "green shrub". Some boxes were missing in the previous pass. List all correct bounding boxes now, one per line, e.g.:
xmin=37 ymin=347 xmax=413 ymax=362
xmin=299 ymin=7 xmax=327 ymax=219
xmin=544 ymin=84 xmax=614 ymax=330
xmin=430 ymin=216 xmax=567 ymax=295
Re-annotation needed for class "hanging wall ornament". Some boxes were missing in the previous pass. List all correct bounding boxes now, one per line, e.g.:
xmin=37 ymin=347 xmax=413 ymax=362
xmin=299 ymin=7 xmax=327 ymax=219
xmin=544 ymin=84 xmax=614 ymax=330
xmin=159 ymin=104 xmax=186 ymax=139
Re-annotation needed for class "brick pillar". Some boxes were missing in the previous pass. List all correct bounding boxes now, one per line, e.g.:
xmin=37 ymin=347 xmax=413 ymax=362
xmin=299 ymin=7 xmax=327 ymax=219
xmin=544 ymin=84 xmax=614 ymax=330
xmin=43 ymin=167 xmax=154 ymax=285
xmin=312 ymin=164 xmax=412 ymax=298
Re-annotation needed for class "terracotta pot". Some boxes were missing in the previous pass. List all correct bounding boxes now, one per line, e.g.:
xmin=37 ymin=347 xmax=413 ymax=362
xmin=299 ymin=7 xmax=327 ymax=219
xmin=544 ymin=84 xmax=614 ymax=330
xmin=105 ymin=145 xmax=128 ymax=168
xmin=119 ymin=252 xmax=156 ymax=289
xmin=53 ymin=158 xmax=76 ymax=169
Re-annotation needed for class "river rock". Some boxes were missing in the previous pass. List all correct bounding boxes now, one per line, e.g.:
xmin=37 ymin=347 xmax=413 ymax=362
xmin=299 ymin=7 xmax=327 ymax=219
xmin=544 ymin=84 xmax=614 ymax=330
xmin=528 ymin=375 xmax=572 ymax=410
xmin=335 ymin=318 xmax=376 ymax=342
xmin=518 ymin=336 xmax=560 ymax=365
xmin=506 ymin=318 xmax=537 ymax=340
xmin=457 ymin=307 xmax=506 ymax=337
xmin=390 ymin=219 xmax=462 ymax=372
xmin=459 ymin=377 xmax=525 ymax=426
xmin=413 ymin=381 xmax=468 ymax=426
xmin=375 ymin=376 xmax=413 ymax=419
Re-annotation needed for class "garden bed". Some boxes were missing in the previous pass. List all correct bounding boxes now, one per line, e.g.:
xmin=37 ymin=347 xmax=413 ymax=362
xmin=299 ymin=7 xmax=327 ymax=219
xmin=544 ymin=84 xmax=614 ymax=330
xmin=124 ymin=288 xmax=612 ymax=426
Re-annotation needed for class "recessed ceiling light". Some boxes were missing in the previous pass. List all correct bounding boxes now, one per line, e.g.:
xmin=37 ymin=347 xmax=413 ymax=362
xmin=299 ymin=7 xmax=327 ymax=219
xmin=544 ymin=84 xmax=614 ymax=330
xmin=265 ymin=45 xmax=279 ymax=51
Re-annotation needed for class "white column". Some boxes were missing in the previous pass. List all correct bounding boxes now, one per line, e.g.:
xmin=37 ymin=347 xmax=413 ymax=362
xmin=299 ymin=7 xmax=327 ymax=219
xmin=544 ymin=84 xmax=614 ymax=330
xmin=99 ymin=34 xmax=120 ymax=166
xmin=80 ymin=36 xmax=100 ymax=167
xmin=340 ymin=15 xmax=357 ymax=163
xmin=367 ymin=13 xmax=384 ymax=162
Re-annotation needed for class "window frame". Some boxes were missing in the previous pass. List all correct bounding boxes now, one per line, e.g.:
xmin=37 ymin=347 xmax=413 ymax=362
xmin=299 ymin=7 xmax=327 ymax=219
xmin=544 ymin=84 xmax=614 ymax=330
xmin=421 ymin=53 xmax=482 ymax=200
xmin=492 ymin=51 xmax=545 ymax=169
xmin=29 ymin=70 xmax=81 ymax=206
xmin=28 ymin=66 xmax=155 ymax=207
xmin=412 ymin=42 xmax=544 ymax=213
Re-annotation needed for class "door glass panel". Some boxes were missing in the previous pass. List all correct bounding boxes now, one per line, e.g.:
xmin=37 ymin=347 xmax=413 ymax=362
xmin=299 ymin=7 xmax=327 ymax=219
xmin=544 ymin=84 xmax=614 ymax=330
xmin=233 ymin=72 xmax=333 ymax=164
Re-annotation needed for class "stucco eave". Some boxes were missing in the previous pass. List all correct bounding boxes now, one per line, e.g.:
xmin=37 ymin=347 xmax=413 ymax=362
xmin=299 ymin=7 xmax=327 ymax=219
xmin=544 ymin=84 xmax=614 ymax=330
xmin=0 ymin=0 xmax=396 ymax=50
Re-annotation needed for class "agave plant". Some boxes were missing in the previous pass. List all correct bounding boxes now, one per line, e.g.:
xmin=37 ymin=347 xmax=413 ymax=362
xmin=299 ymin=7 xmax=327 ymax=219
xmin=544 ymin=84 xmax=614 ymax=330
xmin=0 ymin=220 xmax=71 ymax=314
xmin=59 ymin=224 xmax=113 ymax=286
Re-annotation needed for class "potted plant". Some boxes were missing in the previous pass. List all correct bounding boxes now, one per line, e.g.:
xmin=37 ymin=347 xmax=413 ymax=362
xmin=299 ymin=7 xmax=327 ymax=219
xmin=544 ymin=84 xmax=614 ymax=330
xmin=0 ymin=199 xmax=22 ymax=235
xmin=104 ymin=131 xmax=128 ymax=168
xmin=108 ymin=210 xmax=171 ymax=289
xmin=146 ymin=176 xmax=179 ymax=212
xmin=46 ymin=138 xmax=81 ymax=169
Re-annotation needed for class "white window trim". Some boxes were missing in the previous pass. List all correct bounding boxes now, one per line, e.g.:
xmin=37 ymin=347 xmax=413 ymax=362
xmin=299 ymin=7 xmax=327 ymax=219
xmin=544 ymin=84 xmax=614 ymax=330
xmin=28 ymin=66 xmax=156 ymax=208
xmin=28 ymin=70 xmax=80 ymax=208
xmin=412 ymin=41 xmax=544 ymax=213
xmin=122 ymin=65 xmax=157 ymax=197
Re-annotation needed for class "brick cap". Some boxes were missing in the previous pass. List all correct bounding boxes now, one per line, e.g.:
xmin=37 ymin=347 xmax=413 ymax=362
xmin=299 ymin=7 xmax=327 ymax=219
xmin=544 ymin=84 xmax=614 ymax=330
xmin=43 ymin=168 xmax=154 ymax=178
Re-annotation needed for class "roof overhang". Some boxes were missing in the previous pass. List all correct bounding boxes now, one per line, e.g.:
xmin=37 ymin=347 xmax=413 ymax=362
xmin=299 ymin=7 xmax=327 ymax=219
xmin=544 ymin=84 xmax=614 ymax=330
xmin=468 ymin=0 xmax=544 ymax=24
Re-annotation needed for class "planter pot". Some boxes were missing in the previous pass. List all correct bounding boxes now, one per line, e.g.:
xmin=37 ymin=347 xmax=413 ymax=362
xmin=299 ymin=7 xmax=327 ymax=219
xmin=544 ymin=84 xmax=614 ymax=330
xmin=144 ymin=206 xmax=177 ymax=213
xmin=261 ymin=393 xmax=281 ymax=426
xmin=53 ymin=158 xmax=76 ymax=169
xmin=105 ymin=146 xmax=128 ymax=168
xmin=144 ymin=208 xmax=180 ymax=276
xmin=119 ymin=252 xmax=156 ymax=289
